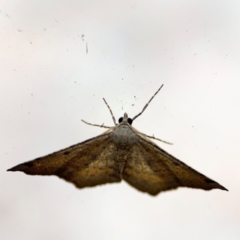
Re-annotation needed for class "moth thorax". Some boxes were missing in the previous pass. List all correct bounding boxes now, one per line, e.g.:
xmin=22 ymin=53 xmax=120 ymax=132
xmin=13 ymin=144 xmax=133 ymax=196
xmin=110 ymin=125 xmax=138 ymax=149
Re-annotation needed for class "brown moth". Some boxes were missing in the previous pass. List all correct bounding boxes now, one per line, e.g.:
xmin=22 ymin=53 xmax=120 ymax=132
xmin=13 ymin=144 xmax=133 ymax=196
xmin=8 ymin=85 xmax=227 ymax=195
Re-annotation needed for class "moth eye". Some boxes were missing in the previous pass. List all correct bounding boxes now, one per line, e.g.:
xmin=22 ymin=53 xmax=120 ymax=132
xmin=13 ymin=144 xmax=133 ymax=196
xmin=118 ymin=117 xmax=123 ymax=123
xmin=128 ymin=118 xmax=133 ymax=125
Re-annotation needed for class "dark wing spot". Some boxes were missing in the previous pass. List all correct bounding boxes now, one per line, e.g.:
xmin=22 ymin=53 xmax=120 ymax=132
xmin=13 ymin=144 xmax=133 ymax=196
xmin=173 ymin=161 xmax=180 ymax=166
xmin=205 ymin=178 xmax=216 ymax=184
xmin=23 ymin=162 xmax=35 ymax=167
xmin=63 ymin=151 xmax=71 ymax=155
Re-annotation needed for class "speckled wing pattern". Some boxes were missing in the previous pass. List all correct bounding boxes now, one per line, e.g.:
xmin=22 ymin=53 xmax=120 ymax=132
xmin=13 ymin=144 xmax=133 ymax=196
xmin=123 ymin=136 xmax=227 ymax=195
xmin=8 ymin=122 xmax=227 ymax=195
xmin=8 ymin=134 xmax=125 ymax=188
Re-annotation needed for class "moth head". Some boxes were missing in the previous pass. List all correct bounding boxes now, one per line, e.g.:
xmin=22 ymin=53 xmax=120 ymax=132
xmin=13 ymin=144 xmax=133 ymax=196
xmin=118 ymin=113 xmax=133 ymax=125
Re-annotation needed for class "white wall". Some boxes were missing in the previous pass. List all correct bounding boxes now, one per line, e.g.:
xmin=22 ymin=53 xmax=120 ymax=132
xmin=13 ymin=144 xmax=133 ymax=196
xmin=1 ymin=1 xmax=239 ymax=239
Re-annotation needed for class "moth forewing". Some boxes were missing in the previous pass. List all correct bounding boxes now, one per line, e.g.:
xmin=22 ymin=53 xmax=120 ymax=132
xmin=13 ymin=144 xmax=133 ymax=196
xmin=8 ymin=85 xmax=227 ymax=195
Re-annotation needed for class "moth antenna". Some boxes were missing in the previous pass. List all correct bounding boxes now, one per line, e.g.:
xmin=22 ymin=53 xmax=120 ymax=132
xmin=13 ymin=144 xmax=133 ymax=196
xmin=81 ymin=119 xmax=111 ymax=129
xmin=132 ymin=84 xmax=164 ymax=121
xmin=103 ymin=98 xmax=117 ymax=125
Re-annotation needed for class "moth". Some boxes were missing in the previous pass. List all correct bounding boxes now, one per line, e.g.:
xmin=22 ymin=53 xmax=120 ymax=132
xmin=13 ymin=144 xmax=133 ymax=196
xmin=8 ymin=85 xmax=227 ymax=195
